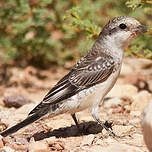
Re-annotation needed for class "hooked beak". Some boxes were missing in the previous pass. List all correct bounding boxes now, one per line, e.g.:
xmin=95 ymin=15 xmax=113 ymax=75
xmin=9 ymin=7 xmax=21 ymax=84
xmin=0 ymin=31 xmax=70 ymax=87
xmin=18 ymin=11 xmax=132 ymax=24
xmin=136 ymin=25 xmax=147 ymax=33
xmin=131 ymin=25 xmax=147 ymax=37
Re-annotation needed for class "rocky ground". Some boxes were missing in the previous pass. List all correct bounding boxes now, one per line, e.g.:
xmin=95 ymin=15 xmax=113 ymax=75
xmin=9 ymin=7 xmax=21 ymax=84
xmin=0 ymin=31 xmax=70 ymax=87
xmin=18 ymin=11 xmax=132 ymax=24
xmin=0 ymin=58 xmax=152 ymax=152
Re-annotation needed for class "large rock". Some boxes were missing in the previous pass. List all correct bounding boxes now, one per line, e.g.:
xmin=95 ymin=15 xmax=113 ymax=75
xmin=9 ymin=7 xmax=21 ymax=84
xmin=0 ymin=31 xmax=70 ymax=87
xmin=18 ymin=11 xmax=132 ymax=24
xmin=107 ymin=84 xmax=138 ymax=98
xmin=123 ymin=58 xmax=152 ymax=72
xmin=3 ymin=95 xmax=32 ymax=108
xmin=131 ymin=90 xmax=152 ymax=111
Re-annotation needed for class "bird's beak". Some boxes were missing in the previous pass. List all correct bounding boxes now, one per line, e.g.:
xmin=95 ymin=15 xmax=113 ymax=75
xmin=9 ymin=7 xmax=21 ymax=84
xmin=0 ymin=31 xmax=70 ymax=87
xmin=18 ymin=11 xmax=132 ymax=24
xmin=136 ymin=25 xmax=147 ymax=33
xmin=131 ymin=25 xmax=147 ymax=37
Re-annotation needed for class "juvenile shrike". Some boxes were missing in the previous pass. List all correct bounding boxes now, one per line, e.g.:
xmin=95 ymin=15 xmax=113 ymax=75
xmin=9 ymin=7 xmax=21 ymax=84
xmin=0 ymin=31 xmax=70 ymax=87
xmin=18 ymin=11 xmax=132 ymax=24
xmin=1 ymin=16 xmax=147 ymax=137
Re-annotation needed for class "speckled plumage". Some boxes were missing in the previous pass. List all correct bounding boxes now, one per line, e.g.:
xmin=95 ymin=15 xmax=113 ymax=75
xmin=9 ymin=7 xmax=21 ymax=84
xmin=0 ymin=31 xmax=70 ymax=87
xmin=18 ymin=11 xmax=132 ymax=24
xmin=1 ymin=16 xmax=147 ymax=137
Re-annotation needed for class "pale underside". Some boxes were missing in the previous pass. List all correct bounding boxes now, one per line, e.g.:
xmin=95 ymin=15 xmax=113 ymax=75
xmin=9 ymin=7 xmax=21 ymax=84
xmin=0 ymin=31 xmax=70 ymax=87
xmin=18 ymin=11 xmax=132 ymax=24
xmin=42 ymin=68 xmax=121 ymax=119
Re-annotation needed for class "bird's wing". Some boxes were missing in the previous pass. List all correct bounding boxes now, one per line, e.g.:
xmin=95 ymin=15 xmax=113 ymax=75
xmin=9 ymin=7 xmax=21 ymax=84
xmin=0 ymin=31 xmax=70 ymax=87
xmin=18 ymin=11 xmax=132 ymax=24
xmin=29 ymin=51 xmax=115 ymax=115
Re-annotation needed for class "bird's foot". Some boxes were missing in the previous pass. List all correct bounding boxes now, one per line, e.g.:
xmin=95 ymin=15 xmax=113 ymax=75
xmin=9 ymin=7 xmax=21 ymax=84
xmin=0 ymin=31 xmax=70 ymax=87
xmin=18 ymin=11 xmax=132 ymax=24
xmin=99 ymin=120 xmax=125 ymax=139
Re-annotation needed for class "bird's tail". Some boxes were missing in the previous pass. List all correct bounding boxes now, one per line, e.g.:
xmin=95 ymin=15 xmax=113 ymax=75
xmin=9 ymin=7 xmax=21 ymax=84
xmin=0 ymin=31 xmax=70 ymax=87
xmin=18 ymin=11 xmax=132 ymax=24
xmin=1 ymin=113 xmax=43 ymax=137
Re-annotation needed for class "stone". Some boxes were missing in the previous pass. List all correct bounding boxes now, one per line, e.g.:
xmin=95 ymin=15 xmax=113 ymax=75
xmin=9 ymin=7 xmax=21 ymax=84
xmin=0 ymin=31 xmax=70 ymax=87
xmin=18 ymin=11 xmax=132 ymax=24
xmin=120 ymin=63 xmax=133 ymax=76
xmin=2 ymin=146 xmax=15 ymax=152
xmin=129 ymin=118 xmax=140 ymax=124
xmin=11 ymin=144 xmax=28 ymax=151
xmin=123 ymin=74 xmax=150 ymax=92
xmin=80 ymin=134 xmax=95 ymax=146
xmin=0 ymin=122 xmax=7 ymax=133
xmin=90 ymin=143 xmax=144 ymax=152
xmin=127 ymin=133 xmax=144 ymax=147
xmin=14 ymin=137 xmax=29 ymax=145
xmin=81 ymin=116 xmax=93 ymax=122
xmin=16 ymin=103 xmax=36 ymax=115
xmin=49 ymin=141 xmax=65 ymax=151
xmin=0 ymin=138 xmax=4 ymax=149
xmin=147 ymin=80 xmax=152 ymax=92
xmin=130 ymin=111 xmax=141 ymax=117
xmin=28 ymin=141 xmax=49 ymax=152
xmin=88 ymin=145 xmax=103 ymax=152
xmin=45 ymin=137 xmax=56 ymax=145
xmin=0 ymin=149 xmax=6 ymax=152
xmin=104 ymin=97 xmax=123 ymax=108
xmin=123 ymin=58 xmax=152 ymax=72
xmin=112 ymin=125 xmax=134 ymax=137
xmin=112 ymin=106 xmax=124 ymax=113
xmin=141 ymin=101 xmax=152 ymax=152
xmin=108 ymin=84 xmax=138 ymax=98
xmin=131 ymin=90 xmax=152 ymax=111
xmin=3 ymin=95 xmax=32 ymax=108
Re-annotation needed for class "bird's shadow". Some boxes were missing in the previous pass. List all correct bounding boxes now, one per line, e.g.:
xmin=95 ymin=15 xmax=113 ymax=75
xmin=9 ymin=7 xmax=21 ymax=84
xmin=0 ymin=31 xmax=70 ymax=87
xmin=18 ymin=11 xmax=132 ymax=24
xmin=32 ymin=121 xmax=107 ymax=141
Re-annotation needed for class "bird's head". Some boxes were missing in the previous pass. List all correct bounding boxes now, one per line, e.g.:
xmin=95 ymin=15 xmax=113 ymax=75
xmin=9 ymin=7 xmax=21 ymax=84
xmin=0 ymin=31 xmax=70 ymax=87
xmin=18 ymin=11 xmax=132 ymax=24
xmin=100 ymin=16 xmax=147 ymax=50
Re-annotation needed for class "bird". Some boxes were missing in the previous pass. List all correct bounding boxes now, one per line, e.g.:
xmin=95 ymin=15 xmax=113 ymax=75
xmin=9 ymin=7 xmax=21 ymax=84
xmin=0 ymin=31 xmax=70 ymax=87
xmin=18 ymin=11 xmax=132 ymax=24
xmin=0 ymin=16 xmax=147 ymax=137
xmin=141 ymin=101 xmax=152 ymax=151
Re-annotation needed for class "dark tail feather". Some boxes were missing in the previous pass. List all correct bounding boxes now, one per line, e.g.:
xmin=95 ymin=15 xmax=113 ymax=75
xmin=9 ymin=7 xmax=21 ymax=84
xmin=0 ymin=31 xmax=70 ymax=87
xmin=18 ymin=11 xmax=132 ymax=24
xmin=1 ymin=113 xmax=42 ymax=137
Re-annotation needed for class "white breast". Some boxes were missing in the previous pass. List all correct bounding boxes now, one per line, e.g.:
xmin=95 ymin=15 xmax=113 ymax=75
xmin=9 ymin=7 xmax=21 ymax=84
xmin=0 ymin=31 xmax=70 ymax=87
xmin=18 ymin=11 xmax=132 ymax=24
xmin=62 ymin=68 xmax=121 ymax=114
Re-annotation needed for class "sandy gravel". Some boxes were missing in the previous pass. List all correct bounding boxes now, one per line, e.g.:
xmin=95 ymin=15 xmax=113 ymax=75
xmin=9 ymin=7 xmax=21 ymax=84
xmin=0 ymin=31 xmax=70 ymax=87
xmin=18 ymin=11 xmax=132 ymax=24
xmin=0 ymin=58 xmax=152 ymax=152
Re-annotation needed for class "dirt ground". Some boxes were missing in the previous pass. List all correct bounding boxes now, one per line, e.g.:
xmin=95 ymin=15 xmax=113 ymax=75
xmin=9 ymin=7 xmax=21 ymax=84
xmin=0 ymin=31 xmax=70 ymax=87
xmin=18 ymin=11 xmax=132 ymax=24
xmin=0 ymin=58 xmax=152 ymax=152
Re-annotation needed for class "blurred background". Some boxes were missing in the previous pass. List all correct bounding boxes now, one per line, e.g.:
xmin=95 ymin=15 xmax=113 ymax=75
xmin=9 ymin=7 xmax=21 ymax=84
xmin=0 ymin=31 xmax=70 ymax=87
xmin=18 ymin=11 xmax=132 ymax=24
xmin=0 ymin=0 xmax=151 ymax=68
xmin=0 ymin=1 xmax=152 ymax=151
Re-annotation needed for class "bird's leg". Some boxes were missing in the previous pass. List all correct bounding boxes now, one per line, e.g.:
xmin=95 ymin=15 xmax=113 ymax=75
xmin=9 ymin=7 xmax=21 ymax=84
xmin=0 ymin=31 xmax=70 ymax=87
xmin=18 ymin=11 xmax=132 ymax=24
xmin=93 ymin=115 xmax=117 ymax=137
xmin=71 ymin=113 xmax=79 ymax=127
xmin=71 ymin=113 xmax=89 ymax=134
xmin=92 ymin=106 xmax=120 ymax=138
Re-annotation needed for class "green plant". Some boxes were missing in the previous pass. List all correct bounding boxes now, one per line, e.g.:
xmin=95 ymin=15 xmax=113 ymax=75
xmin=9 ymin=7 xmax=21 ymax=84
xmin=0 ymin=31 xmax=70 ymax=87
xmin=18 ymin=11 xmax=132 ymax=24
xmin=64 ymin=0 xmax=152 ymax=59
xmin=0 ymin=0 xmax=151 ymax=67
xmin=0 ymin=0 xmax=74 ymax=66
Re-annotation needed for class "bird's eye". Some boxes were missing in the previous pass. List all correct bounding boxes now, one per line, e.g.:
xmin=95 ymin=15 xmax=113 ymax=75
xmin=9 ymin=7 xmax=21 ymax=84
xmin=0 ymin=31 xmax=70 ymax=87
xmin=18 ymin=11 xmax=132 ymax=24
xmin=119 ymin=23 xmax=127 ymax=29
